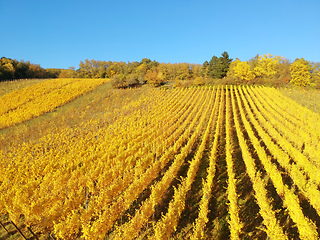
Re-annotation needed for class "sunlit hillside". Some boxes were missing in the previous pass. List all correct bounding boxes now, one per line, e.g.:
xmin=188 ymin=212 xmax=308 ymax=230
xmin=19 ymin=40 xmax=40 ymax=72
xmin=1 ymin=80 xmax=320 ymax=239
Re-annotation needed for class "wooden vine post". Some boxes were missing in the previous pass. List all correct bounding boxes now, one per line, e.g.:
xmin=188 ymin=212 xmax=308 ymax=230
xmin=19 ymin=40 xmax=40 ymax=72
xmin=10 ymin=220 xmax=27 ymax=240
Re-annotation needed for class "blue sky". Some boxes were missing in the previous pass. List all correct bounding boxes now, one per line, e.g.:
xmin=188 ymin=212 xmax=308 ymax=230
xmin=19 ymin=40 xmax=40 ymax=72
xmin=1 ymin=0 xmax=319 ymax=69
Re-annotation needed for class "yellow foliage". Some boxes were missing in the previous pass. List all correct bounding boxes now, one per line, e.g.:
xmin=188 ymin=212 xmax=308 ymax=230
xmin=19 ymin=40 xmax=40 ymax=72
xmin=193 ymin=76 xmax=206 ymax=85
xmin=253 ymin=53 xmax=281 ymax=78
xmin=135 ymin=63 xmax=148 ymax=74
xmin=290 ymin=58 xmax=312 ymax=86
xmin=0 ymin=78 xmax=107 ymax=129
xmin=174 ymin=78 xmax=182 ymax=87
xmin=233 ymin=61 xmax=255 ymax=81
xmin=1 ymin=85 xmax=320 ymax=239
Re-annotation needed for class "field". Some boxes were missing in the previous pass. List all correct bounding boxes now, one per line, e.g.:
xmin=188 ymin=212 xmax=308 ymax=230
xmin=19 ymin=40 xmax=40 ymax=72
xmin=0 ymin=79 xmax=320 ymax=239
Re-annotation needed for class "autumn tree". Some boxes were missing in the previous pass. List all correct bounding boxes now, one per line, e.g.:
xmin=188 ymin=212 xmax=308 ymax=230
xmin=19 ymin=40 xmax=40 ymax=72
xmin=46 ymin=68 xmax=62 ymax=78
xmin=273 ymin=57 xmax=291 ymax=83
xmin=253 ymin=54 xmax=281 ymax=79
xmin=59 ymin=67 xmax=77 ymax=78
xmin=226 ymin=59 xmax=241 ymax=83
xmin=140 ymin=58 xmax=159 ymax=69
xmin=126 ymin=73 xmax=140 ymax=87
xmin=157 ymin=64 xmax=170 ymax=82
xmin=174 ymin=78 xmax=182 ymax=87
xmin=0 ymin=57 xmax=53 ymax=81
xmin=191 ymin=64 xmax=202 ymax=78
xmin=145 ymin=67 xmax=163 ymax=86
xmin=176 ymin=63 xmax=192 ymax=80
xmin=232 ymin=60 xmax=255 ymax=82
xmin=78 ymin=59 xmax=94 ymax=78
xmin=193 ymin=76 xmax=205 ymax=86
xmin=105 ymin=61 xmax=127 ymax=77
xmin=290 ymin=58 xmax=312 ymax=86
xmin=167 ymin=63 xmax=179 ymax=80
xmin=0 ymin=57 xmax=15 ymax=80
xmin=248 ymin=54 xmax=260 ymax=70
xmin=226 ymin=59 xmax=255 ymax=83
xmin=110 ymin=73 xmax=127 ymax=88
xmin=311 ymin=62 xmax=320 ymax=88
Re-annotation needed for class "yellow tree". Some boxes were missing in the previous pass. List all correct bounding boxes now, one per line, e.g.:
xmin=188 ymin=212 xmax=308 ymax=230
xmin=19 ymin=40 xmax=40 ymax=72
xmin=176 ymin=63 xmax=192 ymax=80
xmin=136 ymin=63 xmax=148 ymax=75
xmin=191 ymin=64 xmax=202 ymax=78
xmin=310 ymin=62 xmax=320 ymax=88
xmin=145 ymin=67 xmax=163 ymax=86
xmin=290 ymin=58 xmax=312 ymax=86
xmin=227 ymin=59 xmax=255 ymax=83
xmin=233 ymin=61 xmax=255 ymax=81
xmin=157 ymin=63 xmax=169 ymax=82
xmin=253 ymin=54 xmax=281 ymax=79
xmin=193 ymin=76 xmax=205 ymax=86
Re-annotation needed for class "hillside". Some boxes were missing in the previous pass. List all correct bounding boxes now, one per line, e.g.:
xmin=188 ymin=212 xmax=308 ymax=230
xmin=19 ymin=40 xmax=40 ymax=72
xmin=1 ymin=80 xmax=320 ymax=239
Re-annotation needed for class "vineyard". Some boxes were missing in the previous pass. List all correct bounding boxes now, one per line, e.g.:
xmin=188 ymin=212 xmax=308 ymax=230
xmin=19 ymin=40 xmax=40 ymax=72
xmin=0 ymin=81 xmax=320 ymax=239
xmin=0 ymin=78 xmax=107 ymax=129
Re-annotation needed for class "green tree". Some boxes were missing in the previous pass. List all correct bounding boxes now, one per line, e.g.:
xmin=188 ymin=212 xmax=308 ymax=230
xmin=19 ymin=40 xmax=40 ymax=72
xmin=15 ymin=61 xmax=29 ymax=79
xmin=207 ymin=56 xmax=219 ymax=78
xmin=45 ymin=68 xmax=62 ymax=78
xmin=201 ymin=61 xmax=209 ymax=77
xmin=206 ymin=51 xmax=232 ymax=79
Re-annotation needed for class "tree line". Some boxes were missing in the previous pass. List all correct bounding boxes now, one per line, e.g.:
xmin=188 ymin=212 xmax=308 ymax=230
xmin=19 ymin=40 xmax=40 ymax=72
xmin=1 ymin=52 xmax=319 ymax=88
xmin=58 ymin=52 xmax=233 ymax=88
xmin=226 ymin=54 xmax=320 ymax=87
xmin=0 ymin=57 xmax=60 ymax=81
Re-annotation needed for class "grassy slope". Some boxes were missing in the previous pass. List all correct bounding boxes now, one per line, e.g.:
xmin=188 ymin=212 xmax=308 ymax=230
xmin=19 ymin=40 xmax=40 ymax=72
xmin=279 ymin=87 xmax=320 ymax=115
